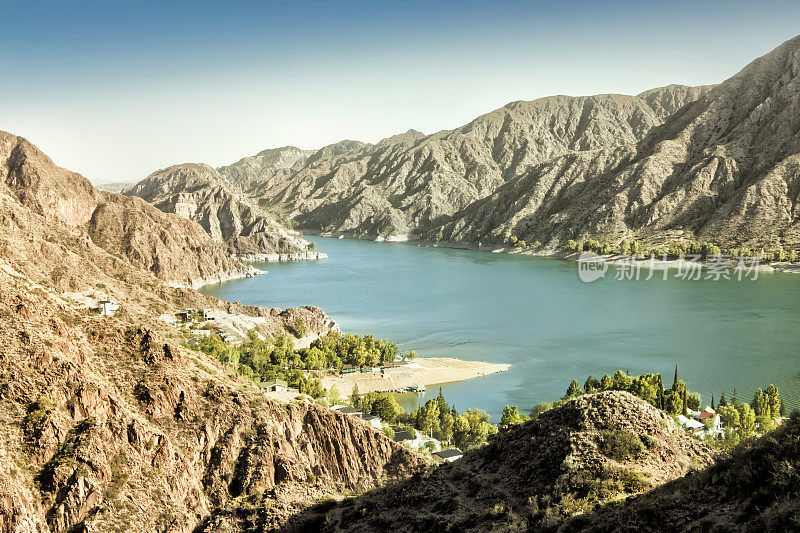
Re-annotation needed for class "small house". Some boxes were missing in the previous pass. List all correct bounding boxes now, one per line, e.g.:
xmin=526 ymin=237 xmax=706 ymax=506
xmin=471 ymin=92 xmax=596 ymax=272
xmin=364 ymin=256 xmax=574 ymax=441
xmin=432 ymin=448 xmax=463 ymax=463
xmin=360 ymin=414 xmax=383 ymax=429
xmin=259 ymin=379 xmax=288 ymax=393
xmin=381 ymin=361 xmax=408 ymax=372
xmin=98 ymin=300 xmax=120 ymax=316
xmin=677 ymin=414 xmax=704 ymax=431
xmin=392 ymin=430 xmax=414 ymax=443
xmin=335 ymin=406 xmax=362 ymax=416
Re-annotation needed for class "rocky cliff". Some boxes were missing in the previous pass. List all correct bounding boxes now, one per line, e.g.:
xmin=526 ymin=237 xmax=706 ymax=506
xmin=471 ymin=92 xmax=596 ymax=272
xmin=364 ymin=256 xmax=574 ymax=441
xmin=283 ymin=391 xmax=714 ymax=532
xmin=127 ymin=163 xmax=311 ymax=256
xmin=0 ymin=131 xmax=254 ymax=288
xmin=0 ymin=133 xmax=424 ymax=530
xmin=0 ymin=269 xmax=422 ymax=532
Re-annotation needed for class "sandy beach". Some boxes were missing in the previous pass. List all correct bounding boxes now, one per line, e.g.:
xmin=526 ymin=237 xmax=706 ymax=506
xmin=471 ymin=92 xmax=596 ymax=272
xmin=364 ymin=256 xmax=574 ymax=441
xmin=320 ymin=357 xmax=511 ymax=395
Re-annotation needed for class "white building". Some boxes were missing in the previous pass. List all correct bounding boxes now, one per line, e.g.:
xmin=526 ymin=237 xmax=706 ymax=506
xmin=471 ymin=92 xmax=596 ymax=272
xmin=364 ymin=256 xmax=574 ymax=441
xmin=98 ymin=300 xmax=120 ymax=316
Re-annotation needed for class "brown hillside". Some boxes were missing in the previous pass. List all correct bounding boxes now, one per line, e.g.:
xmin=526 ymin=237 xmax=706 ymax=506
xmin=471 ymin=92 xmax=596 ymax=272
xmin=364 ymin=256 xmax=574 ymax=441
xmin=284 ymin=391 xmax=713 ymax=532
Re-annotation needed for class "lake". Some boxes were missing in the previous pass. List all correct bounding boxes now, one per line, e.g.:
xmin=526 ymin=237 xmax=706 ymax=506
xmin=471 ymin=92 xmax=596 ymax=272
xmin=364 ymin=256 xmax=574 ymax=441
xmin=201 ymin=236 xmax=800 ymax=421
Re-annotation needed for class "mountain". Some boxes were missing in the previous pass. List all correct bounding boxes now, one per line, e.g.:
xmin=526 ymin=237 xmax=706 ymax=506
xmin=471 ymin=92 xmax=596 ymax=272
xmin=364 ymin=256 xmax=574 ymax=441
xmin=217 ymin=146 xmax=316 ymax=192
xmin=1 ymin=131 xmax=255 ymax=288
xmin=211 ymin=85 xmax=712 ymax=240
xmin=0 ymin=129 xmax=421 ymax=531
xmin=155 ymin=36 xmax=799 ymax=254
xmin=281 ymin=391 xmax=714 ymax=532
xmin=0 ymin=266 xmax=420 ymax=532
xmin=438 ymin=35 xmax=800 ymax=250
xmin=127 ymin=163 xmax=312 ymax=256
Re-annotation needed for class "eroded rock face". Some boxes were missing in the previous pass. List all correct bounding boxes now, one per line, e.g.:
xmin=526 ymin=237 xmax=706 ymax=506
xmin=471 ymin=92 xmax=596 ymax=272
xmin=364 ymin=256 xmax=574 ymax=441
xmin=438 ymin=36 xmax=800 ymax=249
xmin=0 ymin=272 xmax=423 ymax=532
xmin=127 ymin=163 xmax=310 ymax=255
xmin=0 ymin=131 xmax=252 ymax=287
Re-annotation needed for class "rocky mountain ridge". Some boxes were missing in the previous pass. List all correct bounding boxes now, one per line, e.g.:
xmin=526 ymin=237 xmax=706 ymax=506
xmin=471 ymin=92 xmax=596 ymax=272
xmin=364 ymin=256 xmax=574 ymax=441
xmin=127 ymin=163 xmax=311 ymax=256
xmin=1 ymin=131 xmax=256 ymax=288
xmin=283 ymin=391 xmax=715 ymax=532
xmin=438 ymin=35 xmax=800 ymax=250
xmin=0 ymin=130 xmax=423 ymax=531
xmin=211 ymin=85 xmax=714 ymax=241
xmin=137 ymin=36 xmax=800 ymax=254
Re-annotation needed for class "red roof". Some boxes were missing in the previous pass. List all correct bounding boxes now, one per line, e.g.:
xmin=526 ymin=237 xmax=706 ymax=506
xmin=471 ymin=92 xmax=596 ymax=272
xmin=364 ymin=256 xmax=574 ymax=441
xmin=698 ymin=411 xmax=716 ymax=420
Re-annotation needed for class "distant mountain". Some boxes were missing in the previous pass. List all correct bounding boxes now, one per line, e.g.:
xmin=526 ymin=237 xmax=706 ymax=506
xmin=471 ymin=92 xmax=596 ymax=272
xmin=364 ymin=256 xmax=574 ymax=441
xmin=438 ymin=35 xmax=800 ymax=250
xmin=94 ymin=181 xmax=134 ymax=193
xmin=212 ymin=85 xmax=713 ymax=241
xmin=128 ymin=163 xmax=311 ymax=256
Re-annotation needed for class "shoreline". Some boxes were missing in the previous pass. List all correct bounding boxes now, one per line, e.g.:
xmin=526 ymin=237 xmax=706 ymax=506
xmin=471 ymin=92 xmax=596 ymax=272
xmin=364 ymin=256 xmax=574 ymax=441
xmin=235 ymin=250 xmax=328 ymax=262
xmin=174 ymin=264 xmax=265 ymax=290
xmin=320 ymin=357 xmax=511 ymax=396
xmin=304 ymin=230 xmax=800 ymax=275
xmin=188 ymin=250 xmax=329 ymax=290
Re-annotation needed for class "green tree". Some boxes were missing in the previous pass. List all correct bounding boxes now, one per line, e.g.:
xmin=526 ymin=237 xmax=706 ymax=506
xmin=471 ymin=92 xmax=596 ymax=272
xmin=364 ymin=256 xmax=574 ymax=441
xmin=500 ymin=405 xmax=527 ymax=428
xmin=737 ymin=403 xmax=757 ymax=437
xmin=530 ymin=402 xmax=552 ymax=419
xmin=350 ymin=383 xmax=360 ymax=406
xmin=663 ymin=390 xmax=683 ymax=415
xmin=719 ymin=392 xmax=728 ymax=407
xmin=584 ymin=375 xmax=601 ymax=393
xmin=765 ymin=384 xmax=780 ymax=419
xmin=370 ymin=394 xmax=403 ymax=423
xmin=717 ymin=404 xmax=740 ymax=428
xmin=564 ymin=379 xmax=584 ymax=399
xmin=631 ymin=377 xmax=657 ymax=406
xmin=686 ymin=392 xmax=701 ymax=411
xmin=752 ymin=389 xmax=768 ymax=418
xmin=419 ymin=400 xmax=440 ymax=436
xmin=613 ymin=370 xmax=633 ymax=391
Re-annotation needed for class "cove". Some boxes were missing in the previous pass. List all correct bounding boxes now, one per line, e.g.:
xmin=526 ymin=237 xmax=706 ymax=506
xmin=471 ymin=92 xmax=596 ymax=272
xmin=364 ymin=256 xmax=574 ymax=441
xmin=201 ymin=236 xmax=800 ymax=421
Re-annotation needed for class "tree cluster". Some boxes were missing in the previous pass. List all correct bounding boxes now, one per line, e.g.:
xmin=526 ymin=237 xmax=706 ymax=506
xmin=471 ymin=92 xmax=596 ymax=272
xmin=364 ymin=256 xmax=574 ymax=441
xmin=403 ymin=388 xmax=497 ymax=449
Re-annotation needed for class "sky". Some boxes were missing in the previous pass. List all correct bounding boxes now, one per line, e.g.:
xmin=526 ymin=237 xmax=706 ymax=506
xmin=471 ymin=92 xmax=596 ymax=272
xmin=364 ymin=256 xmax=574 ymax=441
xmin=2 ymin=1 xmax=799 ymax=183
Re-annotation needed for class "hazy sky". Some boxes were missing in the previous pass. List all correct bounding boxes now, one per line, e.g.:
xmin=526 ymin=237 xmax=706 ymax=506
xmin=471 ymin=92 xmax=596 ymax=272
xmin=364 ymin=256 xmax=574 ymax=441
xmin=2 ymin=1 xmax=799 ymax=183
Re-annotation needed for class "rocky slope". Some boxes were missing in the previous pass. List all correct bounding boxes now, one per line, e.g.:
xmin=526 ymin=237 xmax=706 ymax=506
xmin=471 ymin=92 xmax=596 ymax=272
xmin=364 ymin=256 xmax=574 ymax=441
xmin=128 ymin=163 xmax=312 ymax=256
xmin=0 ymin=131 xmax=254 ymax=288
xmin=566 ymin=413 xmax=800 ymax=531
xmin=0 ymin=268 xmax=421 ymax=532
xmin=215 ymin=86 xmax=712 ymax=239
xmin=0 ymin=130 xmax=424 ymax=531
xmin=437 ymin=35 xmax=800 ymax=250
xmin=282 ymin=391 xmax=714 ymax=532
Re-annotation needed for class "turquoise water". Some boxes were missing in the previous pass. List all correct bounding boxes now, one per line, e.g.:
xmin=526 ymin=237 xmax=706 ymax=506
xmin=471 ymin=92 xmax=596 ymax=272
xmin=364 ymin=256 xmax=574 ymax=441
xmin=201 ymin=237 xmax=800 ymax=421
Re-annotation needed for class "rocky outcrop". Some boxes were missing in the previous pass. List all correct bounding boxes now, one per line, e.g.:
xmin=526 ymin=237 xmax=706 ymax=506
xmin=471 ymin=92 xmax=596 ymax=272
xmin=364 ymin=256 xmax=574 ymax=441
xmin=127 ymin=163 xmax=312 ymax=256
xmin=0 ymin=131 xmax=252 ymax=287
xmin=0 ymin=267 xmax=423 ymax=532
xmin=287 ymin=391 xmax=713 ymax=532
xmin=566 ymin=413 xmax=800 ymax=531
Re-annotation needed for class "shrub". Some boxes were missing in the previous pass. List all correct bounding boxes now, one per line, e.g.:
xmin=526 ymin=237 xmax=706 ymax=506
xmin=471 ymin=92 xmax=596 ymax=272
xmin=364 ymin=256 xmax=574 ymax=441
xmin=598 ymin=429 xmax=646 ymax=461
